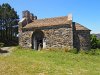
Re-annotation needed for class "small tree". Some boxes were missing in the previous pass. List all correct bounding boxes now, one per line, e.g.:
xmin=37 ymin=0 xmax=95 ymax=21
xmin=90 ymin=34 xmax=98 ymax=49
xmin=97 ymin=39 xmax=100 ymax=48
xmin=0 ymin=42 xmax=4 ymax=50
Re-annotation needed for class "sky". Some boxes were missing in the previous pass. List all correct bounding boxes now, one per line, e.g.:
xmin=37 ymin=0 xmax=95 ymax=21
xmin=0 ymin=0 xmax=100 ymax=33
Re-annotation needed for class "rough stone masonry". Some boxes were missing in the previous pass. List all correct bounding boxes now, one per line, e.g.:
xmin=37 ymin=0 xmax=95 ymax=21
xmin=18 ymin=10 xmax=91 ymax=50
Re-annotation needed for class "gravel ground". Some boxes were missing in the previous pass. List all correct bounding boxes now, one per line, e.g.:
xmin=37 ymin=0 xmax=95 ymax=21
xmin=0 ymin=47 xmax=14 ymax=56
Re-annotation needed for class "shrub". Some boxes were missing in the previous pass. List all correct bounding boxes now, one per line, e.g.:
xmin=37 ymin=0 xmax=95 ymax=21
xmin=90 ymin=34 xmax=98 ymax=49
xmin=90 ymin=34 xmax=100 ymax=49
xmin=89 ymin=49 xmax=96 ymax=55
xmin=97 ymin=39 xmax=100 ymax=49
xmin=0 ymin=43 xmax=4 ymax=48
xmin=80 ymin=50 xmax=89 ymax=54
xmin=0 ymin=43 xmax=4 ymax=51
xmin=79 ymin=49 xmax=100 ymax=55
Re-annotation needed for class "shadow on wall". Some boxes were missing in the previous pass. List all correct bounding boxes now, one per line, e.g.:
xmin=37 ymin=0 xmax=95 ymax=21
xmin=73 ymin=22 xmax=80 ymax=51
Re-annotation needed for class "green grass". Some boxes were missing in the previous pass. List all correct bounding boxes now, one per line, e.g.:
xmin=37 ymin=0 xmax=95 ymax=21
xmin=0 ymin=47 xmax=100 ymax=75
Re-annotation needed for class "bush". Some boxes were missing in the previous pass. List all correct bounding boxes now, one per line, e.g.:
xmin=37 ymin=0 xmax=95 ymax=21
xmin=0 ymin=43 xmax=4 ymax=51
xmin=0 ymin=43 xmax=4 ymax=48
xmin=90 ymin=34 xmax=100 ymax=49
xmin=79 ymin=50 xmax=89 ymax=54
xmin=97 ymin=39 xmax=100 ymax=48
xmin=79 ymin=49 xmax=100 ymax=55
xmin=90 ymin=34 xmax=98 ymax=49
xmin=89 ymin=49 xmax=96 ymax=55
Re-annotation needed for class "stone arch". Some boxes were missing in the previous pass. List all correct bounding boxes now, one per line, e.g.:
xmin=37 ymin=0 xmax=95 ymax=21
xmin=32 ymin=29 xmax=44 ymax=50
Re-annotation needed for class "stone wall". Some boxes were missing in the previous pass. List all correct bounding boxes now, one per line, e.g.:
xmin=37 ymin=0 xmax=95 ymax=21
xmin=19 ymin=24 xmax=73 ymax=49
xmin=19 ymin=23 xmax=90 ymax=50
xmin=43 ymin=27 xmax=73 ymax=48
xmin=19 ymin=31 xmax=33 ymax=48
xmin=73 ymin=30 xmax=91 ymax=50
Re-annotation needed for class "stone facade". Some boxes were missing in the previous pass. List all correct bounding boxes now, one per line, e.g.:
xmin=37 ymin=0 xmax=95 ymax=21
xmin=42 ymin=25 xmax=73 ymax=48
xmin=18 ymin=10 xmax=91 ymax=50
xmin=19 ymin=25 xmax=73 ymax=49
xmin=19 ymin=31 xmax=33 ymax=48
xmin=73 ymin=22 xmax=91 ymax=50
xmin=73 ymin=30 xmax=91 ymax=50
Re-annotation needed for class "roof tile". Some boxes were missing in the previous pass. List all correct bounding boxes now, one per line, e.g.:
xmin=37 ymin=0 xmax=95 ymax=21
xmin=75 ymin=22 xmax=90 ymax=30
xmin=24 ymin=16 xmax=70 ymax=28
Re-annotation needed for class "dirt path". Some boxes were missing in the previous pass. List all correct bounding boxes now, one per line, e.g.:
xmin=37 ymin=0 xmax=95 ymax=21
xmin=0 ymin=47 xmax=14 ymax=56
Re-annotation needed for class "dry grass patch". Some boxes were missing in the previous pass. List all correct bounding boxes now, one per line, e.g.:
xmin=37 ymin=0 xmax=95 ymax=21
xmin=0 ymin=47 xmax=100 ymax=75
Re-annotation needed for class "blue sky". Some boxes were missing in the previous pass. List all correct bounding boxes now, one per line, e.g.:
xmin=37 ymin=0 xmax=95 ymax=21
xmin=0 ymin=0 xmax=100 ymax=33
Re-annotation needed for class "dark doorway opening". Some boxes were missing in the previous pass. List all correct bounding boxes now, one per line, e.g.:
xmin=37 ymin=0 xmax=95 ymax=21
xmin=32 ymin=29 xmax=44 ymax=50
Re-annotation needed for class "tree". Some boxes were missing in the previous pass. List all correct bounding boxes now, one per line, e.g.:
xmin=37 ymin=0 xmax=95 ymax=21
xmin=0 ymin=3 xmax=19 ymax=43
xmin=97 ymin=39 xmax=100 ymax=48
xmin=90 ymin=34 xmax=98 ymax=49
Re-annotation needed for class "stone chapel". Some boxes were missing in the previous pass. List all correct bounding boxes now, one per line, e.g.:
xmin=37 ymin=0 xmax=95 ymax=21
xmin=18 ymin=10 xmax=91 ymax=50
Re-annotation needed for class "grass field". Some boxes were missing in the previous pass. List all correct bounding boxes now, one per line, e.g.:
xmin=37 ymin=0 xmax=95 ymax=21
xmin=0 ymin=47 xmax=100 ymax=75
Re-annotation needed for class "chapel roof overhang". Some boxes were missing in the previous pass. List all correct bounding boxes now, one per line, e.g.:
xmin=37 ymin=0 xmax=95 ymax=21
xmin=74 ymin=22 xmax=91 ymax=31
xmin=19 ymin=11 xmax=91 ymax=31
xmin=23 ymin=16 xmax=72 ymax=29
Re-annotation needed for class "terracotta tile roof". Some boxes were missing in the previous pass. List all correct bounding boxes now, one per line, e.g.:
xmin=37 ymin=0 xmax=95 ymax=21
xmin=75 ymin=22 xmax=91 ymax=30
xmin=24 ymin=16 xmax=71 ymax=28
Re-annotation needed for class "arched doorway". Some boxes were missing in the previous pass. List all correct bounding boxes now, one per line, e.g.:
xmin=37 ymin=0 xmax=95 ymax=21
xmin=32 ymin=29 xmax=44 ymax=50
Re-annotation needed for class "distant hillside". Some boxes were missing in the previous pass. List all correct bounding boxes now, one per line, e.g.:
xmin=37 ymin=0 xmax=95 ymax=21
xmin=96 ymin=34 xmax=100 ymax=39
xmin=91 ymin=33 xmax=100 ymax=39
